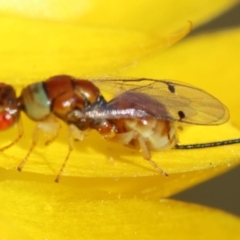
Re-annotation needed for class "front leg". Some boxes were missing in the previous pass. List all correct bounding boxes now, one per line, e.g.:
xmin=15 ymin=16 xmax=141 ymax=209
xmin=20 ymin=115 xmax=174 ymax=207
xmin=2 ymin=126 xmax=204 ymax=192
xmin=17 ymin=115 xmax=61 ymax=171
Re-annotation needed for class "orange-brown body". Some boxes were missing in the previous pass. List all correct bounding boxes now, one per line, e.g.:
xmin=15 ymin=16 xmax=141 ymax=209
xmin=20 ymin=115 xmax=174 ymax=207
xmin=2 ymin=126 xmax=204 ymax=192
xmin=0 ymin=74 xmax=230 ymax=181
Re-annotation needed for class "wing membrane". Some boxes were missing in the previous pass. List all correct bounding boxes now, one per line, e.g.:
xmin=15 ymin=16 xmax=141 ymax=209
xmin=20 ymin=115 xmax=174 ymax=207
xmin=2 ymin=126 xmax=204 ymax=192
xmin=87 ymin=78 xmax=229 ymax=125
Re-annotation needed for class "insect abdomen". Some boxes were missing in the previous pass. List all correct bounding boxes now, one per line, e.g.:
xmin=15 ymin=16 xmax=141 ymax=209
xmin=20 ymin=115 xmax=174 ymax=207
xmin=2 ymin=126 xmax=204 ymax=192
xmin=123 ymin=119 xmax=177 ymax=150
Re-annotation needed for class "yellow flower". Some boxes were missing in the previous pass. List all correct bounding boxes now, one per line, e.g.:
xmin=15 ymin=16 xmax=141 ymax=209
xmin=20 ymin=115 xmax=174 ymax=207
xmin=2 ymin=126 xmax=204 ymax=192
xmin=0 ymin=1 xmax=240 ymax=239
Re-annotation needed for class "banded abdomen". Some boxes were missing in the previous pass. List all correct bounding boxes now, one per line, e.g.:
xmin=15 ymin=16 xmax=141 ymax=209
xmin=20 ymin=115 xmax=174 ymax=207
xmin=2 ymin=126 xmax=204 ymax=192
xmin=112 ymin=118 xmax=177 ymax=151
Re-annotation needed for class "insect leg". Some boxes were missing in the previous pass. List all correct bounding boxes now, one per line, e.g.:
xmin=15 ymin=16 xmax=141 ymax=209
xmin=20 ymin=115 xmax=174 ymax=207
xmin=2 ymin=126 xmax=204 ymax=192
xmin=17 ymin=122 xmax=40 ymax=172
xmin=137 ymin=136 xmax=168 ymax=177
xmin=0 ymin=117 xmax=24 ymax=152
xmin=44 ymin=117 xmax=62 ymax=146
xmin=108 ymin=131 xmax=135 ymax=145
xmin=17 ymin=116 xmax=61 ymax=172
xmin=55 ymin=124 xmax=88 ymax=183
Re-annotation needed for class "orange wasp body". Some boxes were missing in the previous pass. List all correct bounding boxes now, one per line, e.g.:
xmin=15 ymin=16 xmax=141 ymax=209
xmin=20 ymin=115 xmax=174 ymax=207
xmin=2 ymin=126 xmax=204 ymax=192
xmin=0 ymin=75 xmax=237 ymax=181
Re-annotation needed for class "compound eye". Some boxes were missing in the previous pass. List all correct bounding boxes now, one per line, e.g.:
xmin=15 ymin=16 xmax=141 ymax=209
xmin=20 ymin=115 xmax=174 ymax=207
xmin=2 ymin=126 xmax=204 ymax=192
xmin=0 ymin=111 xmax=15 ymax=130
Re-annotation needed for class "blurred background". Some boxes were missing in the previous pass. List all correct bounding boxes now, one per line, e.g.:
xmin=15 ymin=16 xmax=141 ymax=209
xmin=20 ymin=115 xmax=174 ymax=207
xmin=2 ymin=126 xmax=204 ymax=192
xmin=172 ymin=3 xmax=240 ymax=216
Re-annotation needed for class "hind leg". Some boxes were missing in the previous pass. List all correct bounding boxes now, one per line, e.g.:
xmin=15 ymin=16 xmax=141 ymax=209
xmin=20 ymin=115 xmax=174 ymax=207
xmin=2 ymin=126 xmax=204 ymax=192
xmin=107 ymin=130 xmax=136 ymax=145
xmin=109 ymin=130 xmax=168 ymax=177
xmin=137 ymin=135 xmax=168 ymax=177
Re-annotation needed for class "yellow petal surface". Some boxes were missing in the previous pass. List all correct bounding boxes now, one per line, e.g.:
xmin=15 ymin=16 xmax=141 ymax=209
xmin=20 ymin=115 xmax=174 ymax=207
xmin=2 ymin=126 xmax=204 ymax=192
xmin=0 ymin=15 xmax=191 ymax=79
xmin=0 ymin=0 xmax=237 ymax=31
xmin=0 ymin=178 xmax=240 ymax=240
xmin=0 ymin=1 xmax=240 ymax=239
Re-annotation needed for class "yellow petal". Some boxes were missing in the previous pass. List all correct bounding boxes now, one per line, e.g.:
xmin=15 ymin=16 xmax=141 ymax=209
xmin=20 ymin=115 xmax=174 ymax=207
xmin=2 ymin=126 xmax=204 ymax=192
xmin=0 ymin=15 xmax=191 ymax=79
xmin=0 ymin=2 xmax=240 ymax=239
xmin=0 ymin=213 xmax=31 ymax=239
xmin=124 ymin=27 xmax=240 ymax=126
xmin=1 ymin=178 xmax=240 ymax=239
xmin=0 ymin=0 xmax=237 ymax=31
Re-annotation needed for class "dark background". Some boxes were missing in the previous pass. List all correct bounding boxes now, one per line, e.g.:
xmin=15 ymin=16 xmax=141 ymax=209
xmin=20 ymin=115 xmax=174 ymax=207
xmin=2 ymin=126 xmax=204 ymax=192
xmin=172 ymin=3 xmax=240 ymax=216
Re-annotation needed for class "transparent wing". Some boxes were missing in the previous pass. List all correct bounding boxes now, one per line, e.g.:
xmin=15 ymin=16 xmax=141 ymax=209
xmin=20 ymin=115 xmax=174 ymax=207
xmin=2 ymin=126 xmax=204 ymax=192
xmin=87 ymin=78 xmax=229 ymax=125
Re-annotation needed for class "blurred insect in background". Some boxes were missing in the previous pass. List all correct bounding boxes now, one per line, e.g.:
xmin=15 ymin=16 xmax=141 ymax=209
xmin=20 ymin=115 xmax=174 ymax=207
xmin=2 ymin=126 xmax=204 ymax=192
xmin=0 ymin=75 xmax=239 ymax=182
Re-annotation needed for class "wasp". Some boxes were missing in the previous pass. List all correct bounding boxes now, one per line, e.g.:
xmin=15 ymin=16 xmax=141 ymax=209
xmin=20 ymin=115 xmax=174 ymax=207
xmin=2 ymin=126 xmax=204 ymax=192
xmin=0 ymin=75 xmax=239 ymax=182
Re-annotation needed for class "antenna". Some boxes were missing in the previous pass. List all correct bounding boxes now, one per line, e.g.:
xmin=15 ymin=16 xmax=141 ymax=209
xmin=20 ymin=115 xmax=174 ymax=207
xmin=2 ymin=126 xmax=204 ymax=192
xmin=176 ymin=138 xmax=240 ymax=149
